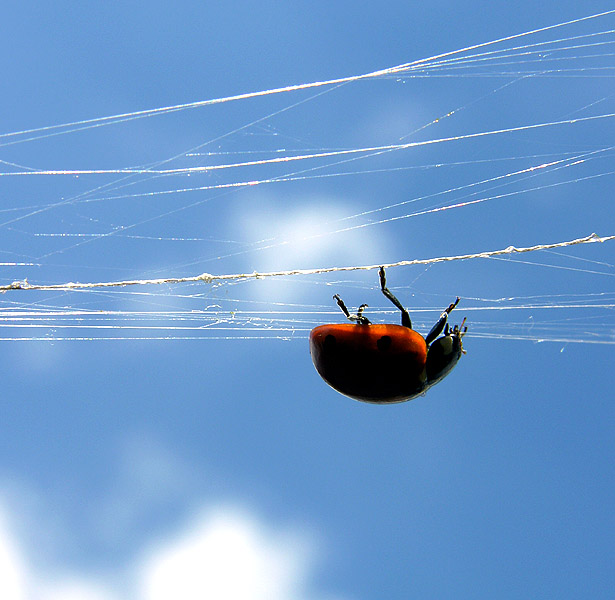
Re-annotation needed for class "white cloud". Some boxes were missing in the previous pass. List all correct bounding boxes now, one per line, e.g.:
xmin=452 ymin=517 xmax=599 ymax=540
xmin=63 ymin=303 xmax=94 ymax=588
xmin=0 ymin=502 xmax=339 ymax=600
xmin=35 ymin=579 xmax=117 ymax=600
xmin=239 ymin=196 xmax=387 ymax=272
xmin=233 ymin=194 xmax=390 ymax=305
xmin=138 ymin=507 xmax=313 ymax=600
xmin=0 ymin=508 xmax=27 ymax=600
xmin=0 ymin=438 xmax=347 ymax=600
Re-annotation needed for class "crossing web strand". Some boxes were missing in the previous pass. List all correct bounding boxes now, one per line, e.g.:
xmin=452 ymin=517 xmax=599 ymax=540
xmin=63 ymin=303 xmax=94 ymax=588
xmin=1 ymin=10 xmax=615 ymax=345
xmin=1 ymin=8 xmax=613 ymax=148
xmin=2 ymin=113 xmax=614 ymax=179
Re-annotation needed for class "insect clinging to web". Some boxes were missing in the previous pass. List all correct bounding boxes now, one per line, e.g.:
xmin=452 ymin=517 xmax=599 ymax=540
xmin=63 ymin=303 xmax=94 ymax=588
xmin=309 ymin=267 xmax=467 ymax=403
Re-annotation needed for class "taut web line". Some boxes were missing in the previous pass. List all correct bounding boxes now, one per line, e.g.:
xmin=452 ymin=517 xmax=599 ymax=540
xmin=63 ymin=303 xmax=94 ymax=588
xmin=2 ymin=233 xmax=613 ymax=293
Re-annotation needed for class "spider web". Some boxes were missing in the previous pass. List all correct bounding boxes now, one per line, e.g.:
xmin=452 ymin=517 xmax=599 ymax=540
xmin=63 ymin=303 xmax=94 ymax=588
xmin=1 ymin=9 xmax=614 ymax=345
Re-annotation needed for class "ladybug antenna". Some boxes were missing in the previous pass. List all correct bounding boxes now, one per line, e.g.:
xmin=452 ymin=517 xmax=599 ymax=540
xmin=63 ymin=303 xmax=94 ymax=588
xmin=379 ymin=267 xmax=411 ymax=328
xmin=333 ymin=294 xmax=371 ymax=325
xmin=457 ymin=317 xmax=468 ymax=334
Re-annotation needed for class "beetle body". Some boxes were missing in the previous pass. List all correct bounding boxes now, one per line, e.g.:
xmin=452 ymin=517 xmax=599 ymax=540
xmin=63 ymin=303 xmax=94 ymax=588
xmin=309 ymin=267 xmax=466 ymax=404
xmin=310 ymin=323 xmax=427 ymax=403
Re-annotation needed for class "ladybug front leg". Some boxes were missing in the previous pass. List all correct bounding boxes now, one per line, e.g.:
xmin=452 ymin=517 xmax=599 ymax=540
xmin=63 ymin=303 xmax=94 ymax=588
xmin=333 ymin=294 xmax=371 ymax=325
xmin=425 ymin=297 xmax=460 ymax=345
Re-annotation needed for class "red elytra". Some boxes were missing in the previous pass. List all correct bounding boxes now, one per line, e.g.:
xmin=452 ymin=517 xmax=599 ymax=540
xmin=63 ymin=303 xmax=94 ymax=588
xmin=310 ymin=323 xmax=427 ymax=402
xmin=309 ymin=267 xmax=466 ymax=404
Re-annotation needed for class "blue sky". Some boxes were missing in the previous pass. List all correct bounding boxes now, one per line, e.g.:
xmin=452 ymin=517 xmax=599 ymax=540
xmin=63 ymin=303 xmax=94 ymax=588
xmin=1 ymin=2 xmax=614 ymax=599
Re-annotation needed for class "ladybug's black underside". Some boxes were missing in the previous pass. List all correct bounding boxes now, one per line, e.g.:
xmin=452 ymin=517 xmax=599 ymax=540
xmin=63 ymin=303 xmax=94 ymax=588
xmin=310 ymin=326 xmax=427 ymax=403
xmin=310 ymin=323 xmax=464 ymax=404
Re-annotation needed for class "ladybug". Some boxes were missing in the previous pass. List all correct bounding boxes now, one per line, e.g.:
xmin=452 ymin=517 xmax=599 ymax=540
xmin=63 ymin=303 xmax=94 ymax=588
xmin=310 ymin=267 xmax=467 ymax=404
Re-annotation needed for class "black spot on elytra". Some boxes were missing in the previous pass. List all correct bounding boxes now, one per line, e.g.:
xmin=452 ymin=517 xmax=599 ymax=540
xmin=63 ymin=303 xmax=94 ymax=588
xmin=377 ymin=335 xmax=392 ymax=351
xmin=324 ymin=334 xmax=336 ymax=350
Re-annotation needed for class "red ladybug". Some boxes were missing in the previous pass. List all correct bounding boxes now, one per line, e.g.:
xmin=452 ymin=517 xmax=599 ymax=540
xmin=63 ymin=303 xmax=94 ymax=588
xmin=310 ymin=267 xmax=467 ymax=403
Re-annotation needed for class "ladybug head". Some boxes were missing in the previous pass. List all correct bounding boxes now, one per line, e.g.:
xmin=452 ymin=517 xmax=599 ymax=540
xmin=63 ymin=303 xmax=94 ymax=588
xmin=425 ymin=318 xmax=467 ymax=387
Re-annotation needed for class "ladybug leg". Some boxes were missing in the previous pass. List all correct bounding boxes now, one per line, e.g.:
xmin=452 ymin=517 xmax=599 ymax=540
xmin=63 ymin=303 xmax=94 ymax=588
xmin=425 ymin=297 xmax=460 ymax=345
xmin=379 ymin=267 xmax=411 ymax=328
xmin=333 ymin=294 xmax=371 ymax=325
xmin=356 ymin=303 xmax=369 ymax=322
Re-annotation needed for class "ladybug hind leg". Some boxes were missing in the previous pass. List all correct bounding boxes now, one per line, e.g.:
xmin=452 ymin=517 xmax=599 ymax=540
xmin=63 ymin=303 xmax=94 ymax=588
xmin=379 ymin=267 xmax=411 ymax=328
